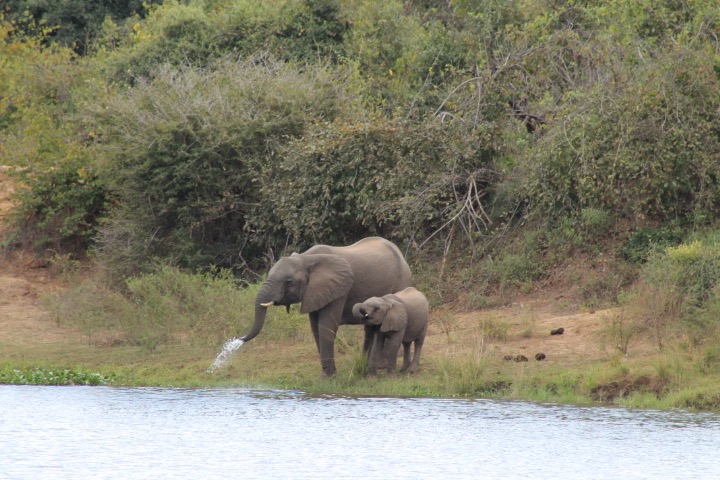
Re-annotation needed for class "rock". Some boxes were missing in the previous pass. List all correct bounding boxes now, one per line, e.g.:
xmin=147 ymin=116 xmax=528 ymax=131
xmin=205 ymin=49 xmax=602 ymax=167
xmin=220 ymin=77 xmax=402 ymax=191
xmin=550 ymin=327 xmax=564 ymax=335
xmin=535 ymin=352 xmax=546 ymax=361
xmin=503 ymin=354 xmax=514 ymax=361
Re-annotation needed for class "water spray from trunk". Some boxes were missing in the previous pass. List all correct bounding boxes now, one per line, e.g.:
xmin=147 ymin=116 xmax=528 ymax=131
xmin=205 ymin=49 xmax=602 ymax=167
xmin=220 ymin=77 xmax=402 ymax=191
xmin=207 ymin=338 xmax=246 ymax=373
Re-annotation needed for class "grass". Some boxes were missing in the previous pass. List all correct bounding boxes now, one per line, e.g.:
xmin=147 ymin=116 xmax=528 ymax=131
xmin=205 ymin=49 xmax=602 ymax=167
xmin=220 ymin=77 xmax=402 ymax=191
xmin=3 ymin=265 xmax=720 ymax=411
xmin=4 ymin=328 xmax=720 ymax=410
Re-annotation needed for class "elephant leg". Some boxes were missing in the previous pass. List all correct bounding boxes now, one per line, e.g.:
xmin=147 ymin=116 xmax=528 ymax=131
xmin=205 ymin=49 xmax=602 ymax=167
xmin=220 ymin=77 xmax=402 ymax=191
xmin=316 ymin=300 xmax=344 ymax=377
xmin=309 ymin=312 xmax=321 ymax=355
xmin=407 ymin=337 xmax=425 ymax=373
xmin=367 ymin=334 xmax=381 ymax=376
xmin=384 ymin=332 xmax=402 ymax=375
xmin=362 ymin=324 xmax=375 ymax=355
xmin=399 ymin=342 xmax=412 ymax=373
xmin=374 ymin=334 xmax=387 ymax=369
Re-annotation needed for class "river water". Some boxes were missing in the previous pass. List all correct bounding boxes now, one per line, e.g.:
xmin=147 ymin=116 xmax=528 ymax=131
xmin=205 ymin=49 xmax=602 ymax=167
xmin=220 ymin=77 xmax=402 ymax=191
xmin=1 ymin=385 xmax=719 ymax=479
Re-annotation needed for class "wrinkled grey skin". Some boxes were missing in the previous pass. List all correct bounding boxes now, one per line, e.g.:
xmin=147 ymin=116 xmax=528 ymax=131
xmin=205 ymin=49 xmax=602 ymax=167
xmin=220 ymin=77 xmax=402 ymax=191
xmin=240 ymin=237 xmax=412 ymax=377
xmin=352 ymin=287 xmax=429 ymax=376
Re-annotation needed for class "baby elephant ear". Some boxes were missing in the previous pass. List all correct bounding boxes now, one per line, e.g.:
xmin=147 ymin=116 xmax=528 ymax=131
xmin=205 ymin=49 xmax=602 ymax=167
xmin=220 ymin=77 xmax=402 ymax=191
xmin=381 ymin=298 xmax=408 ymax=332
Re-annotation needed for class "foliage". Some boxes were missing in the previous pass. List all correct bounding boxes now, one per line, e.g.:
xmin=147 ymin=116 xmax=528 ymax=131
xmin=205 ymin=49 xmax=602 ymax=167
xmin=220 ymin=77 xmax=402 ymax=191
xmin=619 ymin=225 xmax=685 ymax=263
xmin=221 ymin=0 xmax=350 ymax=62
xmin=123 ymin=266 xmax=250 ymax=347
xmin=434 ymin=352 xmax=494 ymax=397
xmin=8 ymin=155 xmax=108 ymax=252
xmin=2 ymin=0 xmax=720 ymax=286
xmin=0 ymin=20 xmax=79 ymax=130
xmin=0 ymin=367 xmax=108 ymax=385
xmin=341 ymin=0 xmax=442 ymax=112
xmin=0 ymin=26 xmax=109 ymax=252
xmin=2 ymin=0 xmax=158 ymax=55
xmin=92 ymin=57 xmax=339 ymax=273
xmin=48 ymin=265 xmax=309 ymax=350
xmin=268 ymin=117 xmax=501 ymax=250
xmin=104 ymin=0 xmax=349 ymax=85
xmin=519 ymin=44 xmax=720 ymax=224
xmin=640 ymin=236 xmax=720 ymax=347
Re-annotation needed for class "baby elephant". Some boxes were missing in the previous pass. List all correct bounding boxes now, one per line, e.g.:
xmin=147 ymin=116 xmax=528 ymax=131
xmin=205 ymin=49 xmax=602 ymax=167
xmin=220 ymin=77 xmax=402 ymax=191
xmin=352 ymin=287 xmax=429 ymax=376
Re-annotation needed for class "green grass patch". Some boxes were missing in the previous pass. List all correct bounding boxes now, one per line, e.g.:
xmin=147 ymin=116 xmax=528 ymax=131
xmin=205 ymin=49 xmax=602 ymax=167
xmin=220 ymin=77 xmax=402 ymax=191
xmin=0 ymin=263 xmax=714 ymax=410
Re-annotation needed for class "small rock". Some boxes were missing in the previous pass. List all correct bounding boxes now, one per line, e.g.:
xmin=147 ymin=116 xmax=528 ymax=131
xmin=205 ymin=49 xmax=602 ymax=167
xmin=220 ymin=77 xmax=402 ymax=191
xmin=503 ymin=354 xmax=514 ymax=361
xmin=550 ymin=327 xmax=564 ymax=335
xmin=535 ymin=353 xmax=546 ymax=361
xmin=514 ymin=355 xmax=529 ymax=362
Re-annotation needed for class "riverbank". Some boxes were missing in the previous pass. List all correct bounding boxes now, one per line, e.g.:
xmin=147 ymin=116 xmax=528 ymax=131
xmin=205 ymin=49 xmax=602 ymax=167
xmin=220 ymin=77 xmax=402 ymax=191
xmin=3 ymin=165 xmax=720 ymax=409
xmin=2 ymin=246 xmax=719 ymax=411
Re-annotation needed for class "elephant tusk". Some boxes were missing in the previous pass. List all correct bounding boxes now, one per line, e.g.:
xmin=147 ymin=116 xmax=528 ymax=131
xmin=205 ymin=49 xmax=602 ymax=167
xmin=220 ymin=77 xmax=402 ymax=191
xmin=260 ymin=301 xmax=275 ymax=308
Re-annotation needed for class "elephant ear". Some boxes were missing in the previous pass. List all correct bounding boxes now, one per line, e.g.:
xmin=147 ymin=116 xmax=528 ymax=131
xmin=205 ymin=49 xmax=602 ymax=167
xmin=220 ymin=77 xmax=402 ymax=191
xmin=381 ymin=298 xmax=408 ymax=333
xmin=300 ymin=254 xmax=354 ymax=314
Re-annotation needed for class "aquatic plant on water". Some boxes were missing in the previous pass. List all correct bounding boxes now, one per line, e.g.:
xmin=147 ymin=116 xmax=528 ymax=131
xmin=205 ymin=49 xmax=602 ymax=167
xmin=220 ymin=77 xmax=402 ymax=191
xmin=0 ymin=367 xmax=108 ymax=386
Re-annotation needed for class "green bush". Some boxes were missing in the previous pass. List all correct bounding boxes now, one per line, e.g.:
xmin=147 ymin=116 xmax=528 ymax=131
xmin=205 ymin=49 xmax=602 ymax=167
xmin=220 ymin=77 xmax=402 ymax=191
xmin=0 ymin=24 xmax=110 ymax=254
xmin=2 ymin=0 xmax=158 ymax=55
xmin=268 ymin=117 xmax=500 ymax=250
xmin=93 ymin=57 xmax=340 ymax=273
xmin=641 ymin=237 xmax=720 ymax=346
xmin=48 ymin=265 xmax=307 ymax=349
xmin=2 ymin=109 xmax=108 ymax=254
xmin=520 ymin=45 xmax=720 ymax=224
xmin=619 ymin=225 xmax=684 ymax=263
xmin=122 ymin=266 xmax=252 ymax=347
xmin=9 ymin=157 xmax=108 ymax=252
xmin=435 ymin=352 xmax=494 ymax=396
xmin=105 ymin=0 xmax=349 ymax=84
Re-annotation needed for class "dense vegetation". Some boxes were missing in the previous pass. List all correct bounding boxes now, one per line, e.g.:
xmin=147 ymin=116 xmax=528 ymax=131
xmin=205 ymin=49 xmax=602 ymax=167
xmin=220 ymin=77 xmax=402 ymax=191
xmin=2 ymin=0 xmax=720 ymax=408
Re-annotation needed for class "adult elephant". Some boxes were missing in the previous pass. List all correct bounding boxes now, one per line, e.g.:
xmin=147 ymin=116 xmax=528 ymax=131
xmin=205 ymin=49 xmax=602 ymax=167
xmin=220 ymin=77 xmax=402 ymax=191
xmin=239 ymin=237 xmax=412 ymax=377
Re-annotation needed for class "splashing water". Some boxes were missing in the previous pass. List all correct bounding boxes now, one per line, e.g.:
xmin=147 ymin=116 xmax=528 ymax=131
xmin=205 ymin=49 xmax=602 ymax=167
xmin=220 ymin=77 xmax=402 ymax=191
xmin=207 ymin=338 xmax=246 ymax=373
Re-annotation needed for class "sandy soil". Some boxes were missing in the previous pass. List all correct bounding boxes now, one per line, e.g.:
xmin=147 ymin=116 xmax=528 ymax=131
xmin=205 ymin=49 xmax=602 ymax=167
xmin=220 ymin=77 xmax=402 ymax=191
xmin=0 ymin=168 xmax=79 ymax=345
xmin=423 ymin=298 xmax=628 ymax=367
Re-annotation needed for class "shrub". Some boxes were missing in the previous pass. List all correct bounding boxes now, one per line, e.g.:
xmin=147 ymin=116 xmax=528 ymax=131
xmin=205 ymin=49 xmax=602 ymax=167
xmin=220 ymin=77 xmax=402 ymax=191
xmin=2 ymin=0 xmax=158 ymax=55
xmin=267 ymin=117 xmax=500 ymax=250
xmin=105 ymin=0 xmax=349 ymax=84
xmin=121 ymin=266 xmax=257 ymax=347
xmin=619 ymin=225 xmax=684 ymax=263
xmin=93 ymin=57 xmax=340 ymax=274
xmin=47 ymin=265 xmax=307 ymax=349
xmin=640 ymin=236 xmax=720 ymax=347
xmin=519 ymin=46 xmax=720 ymax=225
xmin=8 ymin=145 xmax=108 ymax=253
xmin=0 ymin=24 xmax=110 ymax=254
xmin=435 ymin=352 xmax=493 ymax=396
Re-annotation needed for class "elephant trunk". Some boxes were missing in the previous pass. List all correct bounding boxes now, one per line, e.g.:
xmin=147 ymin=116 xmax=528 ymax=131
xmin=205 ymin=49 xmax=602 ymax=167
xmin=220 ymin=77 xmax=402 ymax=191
xmin=352 ymin=303 xmax=368 ymax=321
xmin=240 ymin=282 xmax=275 ymax=342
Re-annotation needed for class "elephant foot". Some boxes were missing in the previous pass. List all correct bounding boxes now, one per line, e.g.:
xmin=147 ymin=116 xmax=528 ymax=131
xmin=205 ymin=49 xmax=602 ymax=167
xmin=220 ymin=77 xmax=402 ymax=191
xmin=320 ymin=359 xmax=337 ymax=377
xmin=401 ymin=365 xmax=419 ymax=374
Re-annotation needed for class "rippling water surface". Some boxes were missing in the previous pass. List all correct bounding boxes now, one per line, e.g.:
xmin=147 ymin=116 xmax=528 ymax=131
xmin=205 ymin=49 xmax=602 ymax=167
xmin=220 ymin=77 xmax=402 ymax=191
xmin=1 ymin=385 xmax=719 ymax=479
